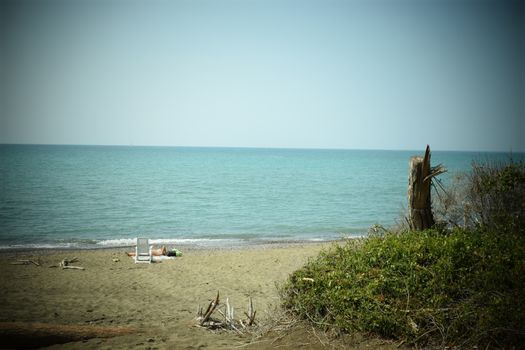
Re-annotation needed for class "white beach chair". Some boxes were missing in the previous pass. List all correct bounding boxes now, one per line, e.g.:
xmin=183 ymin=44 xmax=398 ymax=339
xmin=135 ymin=237 xmax=152 ymax=263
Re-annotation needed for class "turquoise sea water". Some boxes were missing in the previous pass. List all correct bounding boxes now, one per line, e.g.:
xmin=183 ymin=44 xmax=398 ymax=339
xmin=0 ymin=145 xmax=520 ymax=249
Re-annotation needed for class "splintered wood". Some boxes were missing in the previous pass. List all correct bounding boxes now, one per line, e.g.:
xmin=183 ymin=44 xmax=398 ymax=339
xmin=198 ymin=291 xmax=220 ymax=327
xmin=408 ymin=145 xmax=446 ymax=230
xmin=49 ymin=257 xmax=85 ymax=270
xmin=196 ymin=291 xmax=257 ymax=333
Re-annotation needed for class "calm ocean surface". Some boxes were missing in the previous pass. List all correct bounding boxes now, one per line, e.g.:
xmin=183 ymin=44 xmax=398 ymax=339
xmin=0 ymin=145 xmax=521 ymax=249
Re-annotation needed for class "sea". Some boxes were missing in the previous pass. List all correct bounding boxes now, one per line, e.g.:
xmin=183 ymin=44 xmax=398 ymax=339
xmin=0 ymin=144 xmax=521 ymax=250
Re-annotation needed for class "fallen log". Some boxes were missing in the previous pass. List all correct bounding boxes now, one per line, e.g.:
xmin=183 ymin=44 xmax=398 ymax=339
xmin=0 ymin=322 xmax=136 ymax=349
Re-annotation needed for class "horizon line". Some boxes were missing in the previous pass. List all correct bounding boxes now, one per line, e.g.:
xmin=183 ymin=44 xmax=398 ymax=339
xmin=0 ymin=142 xmax=521 ymax=154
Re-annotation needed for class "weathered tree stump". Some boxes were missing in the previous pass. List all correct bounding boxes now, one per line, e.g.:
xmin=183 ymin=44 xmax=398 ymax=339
xmin=408 ymin=145 xmax=444 ymax=230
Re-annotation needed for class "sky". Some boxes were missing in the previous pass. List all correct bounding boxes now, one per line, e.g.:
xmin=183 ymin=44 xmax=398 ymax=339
xmin=1 ymin=0 xmax=523 ymax=152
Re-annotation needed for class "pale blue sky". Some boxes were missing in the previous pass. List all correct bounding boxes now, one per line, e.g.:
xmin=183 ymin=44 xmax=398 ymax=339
xmin=1 ymin=0 xmax=523 ymax=151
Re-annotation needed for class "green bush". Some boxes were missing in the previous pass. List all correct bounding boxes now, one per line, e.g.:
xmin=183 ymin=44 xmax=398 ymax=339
xmin=468 ymin=159 xmax=525 ymax=234
xmin=281 ymin=229 xmax=525 ymax=347
xmin=434 ymin=158 xmax=525 ymax=234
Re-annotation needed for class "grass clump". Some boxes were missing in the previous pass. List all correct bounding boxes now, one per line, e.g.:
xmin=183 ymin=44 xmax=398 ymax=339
xmin=281 ymin=158 xmax=525 ymax=348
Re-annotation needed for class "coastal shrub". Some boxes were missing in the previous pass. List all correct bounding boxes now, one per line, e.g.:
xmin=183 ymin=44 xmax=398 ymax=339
xmin=280 ymin=228 xmax=525 ymax=347
xmin=468 ymin=159 xmax=525 ymax=234
xmin=434 ymin=158 xmax=525 ymax=233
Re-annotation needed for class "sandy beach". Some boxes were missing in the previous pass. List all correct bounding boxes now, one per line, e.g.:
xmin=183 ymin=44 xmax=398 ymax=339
xmin=0 ymin=243 xmax=332 ymax=349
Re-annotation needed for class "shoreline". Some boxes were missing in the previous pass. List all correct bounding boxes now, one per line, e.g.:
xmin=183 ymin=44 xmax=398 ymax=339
xmin=0 ymin=237 xmax=351 ymax=255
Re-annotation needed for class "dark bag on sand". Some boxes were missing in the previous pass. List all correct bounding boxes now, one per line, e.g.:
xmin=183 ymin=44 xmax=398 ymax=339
xmin=167 ymin=249 xmax=182 ymax=257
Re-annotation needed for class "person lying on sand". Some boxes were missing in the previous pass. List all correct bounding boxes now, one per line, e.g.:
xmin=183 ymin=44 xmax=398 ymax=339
xmin=126 ymin=246 xmax=167 ymax=257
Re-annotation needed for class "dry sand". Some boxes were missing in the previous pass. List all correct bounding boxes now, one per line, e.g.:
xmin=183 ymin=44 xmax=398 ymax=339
xmin=0 ymin=243 xmax=335 ymax=349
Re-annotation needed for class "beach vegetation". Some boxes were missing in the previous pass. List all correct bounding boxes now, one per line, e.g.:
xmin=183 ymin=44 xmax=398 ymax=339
xmin=280 ymin=158 xmax=525 ymax=348
xmin=434 ymin=157 xmax=525 ymax=234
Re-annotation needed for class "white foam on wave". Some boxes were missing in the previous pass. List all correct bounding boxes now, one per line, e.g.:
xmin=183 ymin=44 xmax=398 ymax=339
xmin=95 ymin=238 xmax=136 ymax=247
xmin=305 ymin=238 xmax=328 ymax=242
xmin=0 ymin=242 xmax=85 ymax=250
xmin=95 ymin=237 xmax=239 ymax=248
xmin=0 ymin=235 xmax=349 ymax=251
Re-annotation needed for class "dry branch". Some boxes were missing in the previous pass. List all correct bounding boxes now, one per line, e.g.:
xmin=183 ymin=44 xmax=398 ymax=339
xmin=10 ymin=259 xmax=40 ymax=266
xmin=197 ymin=291 xmax=257 ymax=333
xmin=200 ymin=291 xmax=220 ymax=326
xmin=246 ymin=297 xmax=256 ymax=326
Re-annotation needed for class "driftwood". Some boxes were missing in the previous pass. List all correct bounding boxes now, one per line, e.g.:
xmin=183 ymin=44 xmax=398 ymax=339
xmin=10 ymin=259 xmax=40 ymax=266
xmin=197 ymin=291 xmax=257 ymax=333
xmin=0 ymin=322 xmax=135 ymax=349
xmin=49 ymin=257 xmax=85 ymax=270
xmin=199 ymin=291 xmax=220 ymax=326
xmin=62 ymin=265 xmax=85 ymax=270
xmin=244 ymin=297 xmax=256 ymax=327
xmin=408 ymin=145 xmax=446 ymax=230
